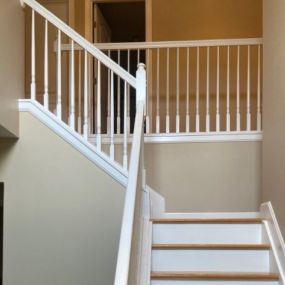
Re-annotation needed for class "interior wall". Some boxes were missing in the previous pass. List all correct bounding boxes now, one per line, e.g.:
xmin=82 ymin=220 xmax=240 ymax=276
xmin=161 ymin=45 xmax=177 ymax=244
xmin=0 ymin=0 xmax=24 ymax=137
xmin=145 ymin=142 xmax=261 ymax=212
xmin=152 ymin=0 xmax=262 ymax=41
xmin=262 ymin=0 xmax=285 ymax=236
xmin=0 ymin=112 xmax=125 ymax=285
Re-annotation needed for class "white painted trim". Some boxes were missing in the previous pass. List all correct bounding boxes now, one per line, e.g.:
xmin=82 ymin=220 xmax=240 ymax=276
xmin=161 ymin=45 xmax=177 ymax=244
xmin=260 ymin=202 xmax=285 ymax=284
xmin=148 ymin=186 xmax=166 ymax=219
xmin=59 ymin=38 xmax=263 ymax=51
xmin=18 ymin=99 xmax=128 ymax=186
xmin=89 ymin=132 xmax=263 ymax=144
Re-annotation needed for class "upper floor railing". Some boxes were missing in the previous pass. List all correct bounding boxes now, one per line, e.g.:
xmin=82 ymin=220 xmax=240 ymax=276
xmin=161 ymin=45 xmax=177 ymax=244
xmin=92 ymin=38 xmax=263 ymax=135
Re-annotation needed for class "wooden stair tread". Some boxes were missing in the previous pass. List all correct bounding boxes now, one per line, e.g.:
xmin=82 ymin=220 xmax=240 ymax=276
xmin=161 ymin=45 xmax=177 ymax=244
xmin=151 ymin=218 xmax=263 ymax=224
xmin=151 ymin=272 xmax=279 ymax=281
xmin=152 ymin=243 xmax=271 ymax=250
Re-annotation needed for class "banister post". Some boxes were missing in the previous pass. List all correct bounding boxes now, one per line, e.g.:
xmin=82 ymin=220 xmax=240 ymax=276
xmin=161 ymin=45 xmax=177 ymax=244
xmin=136 ymin=63 xmax=146 ymax=110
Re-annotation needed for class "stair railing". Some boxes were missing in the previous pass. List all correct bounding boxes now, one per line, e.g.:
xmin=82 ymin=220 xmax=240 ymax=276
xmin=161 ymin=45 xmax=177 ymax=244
xmin=21 ymin=0 xmax=138 ymax=170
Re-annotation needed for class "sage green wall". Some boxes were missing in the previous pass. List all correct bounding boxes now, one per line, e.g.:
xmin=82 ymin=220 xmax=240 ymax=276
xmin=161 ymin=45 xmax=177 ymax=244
xmin=0 ymin=0 xmax=24 ymax=137
xmin=0 ymin=112 xmax=125 ymax=285
xmin=262 ymin=0 xmax=285 ymax=235
xmin=145 ymin=142 xmax=261 ymax=212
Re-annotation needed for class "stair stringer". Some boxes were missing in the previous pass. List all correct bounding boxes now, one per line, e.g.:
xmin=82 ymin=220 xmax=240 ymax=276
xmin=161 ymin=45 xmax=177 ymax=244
xmin=18 ymin=99 xmax=128 ymax=186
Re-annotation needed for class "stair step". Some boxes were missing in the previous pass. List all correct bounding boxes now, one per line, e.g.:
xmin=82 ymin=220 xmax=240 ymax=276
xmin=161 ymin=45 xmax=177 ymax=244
xmin=152 ymin=244 xmax=271 ymax=250
xmin=151 ymin=272 xmax=279 ymax=281
xmin=151 ymin=218 xmax=263 ymax=224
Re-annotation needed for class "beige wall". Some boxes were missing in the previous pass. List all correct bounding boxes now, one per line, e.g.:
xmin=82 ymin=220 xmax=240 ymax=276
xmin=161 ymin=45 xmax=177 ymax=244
xmin=145 ymin=142 xmax=261 ymax=212
xmin=152 ymin=0 xmax=262 ymax=41
xmin=0 ymin=0 xmax=24 ymax=137
xmin=0 ymin=112 xmax=125 ymax=285
xmin=262 ymin=0 xmax=285 ymax=236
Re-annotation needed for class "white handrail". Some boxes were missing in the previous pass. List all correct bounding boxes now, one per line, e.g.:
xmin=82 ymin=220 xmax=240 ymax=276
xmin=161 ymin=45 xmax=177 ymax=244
xmin=93 ymin=38 xmax=263 ymax=50
xmin=114 ymin=66 xmax=146 ymax=285
xmin=22 ymin=0 xmax=136 ymax=88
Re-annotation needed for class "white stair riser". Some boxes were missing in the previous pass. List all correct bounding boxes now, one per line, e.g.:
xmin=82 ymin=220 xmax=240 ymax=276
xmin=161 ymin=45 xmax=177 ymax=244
xmin=152 ymin=250 xmax=270 ymax=272
xmin=153 ymin=224 xmax=262 ymax=244
xmin=151 ymin=281 xmax=280 ymax=285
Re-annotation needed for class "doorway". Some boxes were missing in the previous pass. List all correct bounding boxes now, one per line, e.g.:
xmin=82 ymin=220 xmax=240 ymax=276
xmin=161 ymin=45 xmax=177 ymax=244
xmin=92 ymin=1 xmax=146 ymax=134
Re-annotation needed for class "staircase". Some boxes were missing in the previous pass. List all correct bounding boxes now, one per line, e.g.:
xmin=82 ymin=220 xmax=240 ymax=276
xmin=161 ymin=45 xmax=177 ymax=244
xmin=150 ymin=216 xmax=280 ymax=285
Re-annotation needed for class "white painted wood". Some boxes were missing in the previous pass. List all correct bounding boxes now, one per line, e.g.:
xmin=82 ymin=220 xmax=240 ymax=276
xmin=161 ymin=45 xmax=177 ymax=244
xmin=156 ymin=48 xmax=160 ymax=134
xmin=107 ymin=50 xmax=111 ymax=134
xmin=96 ymin=61 xmax=102 ymax=150
xmin=226 ymin=46 xmax=230 ymax=132
xmin=148 ymin=186 xmax=166 ymax=219
xmin=260 ymin=202 xmax=285 ymax=284
xmin=69 ymin=39 xmax=75 ymax=130
xmin=18 ymin=99 xmax=128 ymax=186
xmin=196 ymin=47 xmax=200 ymax=132
xmin=236 ymin=45 xmax=241 ymax=131
xmin=152 ymin=249 xmax=270 ymax=272
xmin=162 ymin=212 xmax=261 ymax=219
xmin=186 ymin=47 xmax=190 ymax=133
xmin=146 ymin=49 xmax=150 ymax=134
xmin=136 ymin=64 xmax=147 ymax=106
xmin=88 ymin=132 xmax=263 ymax=145
xmin=176 ymin=48 xmax=180 ymax=133
xmin=127 ymin=50 xmax=131 ymax=134
xmin=110 ymin=71 xmax=115 ymax=160
xmin=247 ymin=45 xmax=251 ymax=131
xmin=206 ymin=46 xmax=210 ymax=132
xmin=166 ymin=48 xmax=170 ymax=134
xmin=56 ymin=29 xmax=62 ymax=120
xmin=151 ymin=281 xmax=279 ymax=285
xmin=216 ymin=46 xmax=220 ymax=132
xmin=257 ymin=44 xmax=262 ymax=131
xmin=83 ymin=50 xmax=88 ymax=140
xmin=31 ymin=9 xmax=36 ymax=100
xmin=43 ymin=19 xmax=49 ymax=109
xmin=117 ymin=51 xmax=121 ymax=134
xmin=153 ymin=223 xmax=263 ymax=244
xmin=94 ymin=38 xmax=263 ymax=50
xmin=123 ymin=82 xmax=128 ymax=170
xmin=78 ymin=50 xmax=82 ymax=134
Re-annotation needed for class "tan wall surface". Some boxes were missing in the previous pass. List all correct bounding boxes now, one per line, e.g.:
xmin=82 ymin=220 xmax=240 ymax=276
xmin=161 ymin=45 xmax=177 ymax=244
xmin=0 ymin=112 xmax=125 ymax=285
xmin=262 ymin=0 xmax=285 ymax=236
xmin=152 ymin=0 xmax=262 ymax=41
xmin=145 ymin=142 xmax=261 ymax=212
xmin=0 ymin=0 xmax=24 ymax=137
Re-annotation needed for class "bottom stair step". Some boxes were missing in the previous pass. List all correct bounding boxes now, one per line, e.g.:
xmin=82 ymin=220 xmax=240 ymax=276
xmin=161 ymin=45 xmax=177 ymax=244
xmin=151 ymin=272 xmax=279 ymax=281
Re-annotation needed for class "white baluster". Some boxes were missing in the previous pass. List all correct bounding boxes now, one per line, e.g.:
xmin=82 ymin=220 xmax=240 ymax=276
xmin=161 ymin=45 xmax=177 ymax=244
xmin=196 ymin=47 xmax=200 ymax=132
xmin=107 ymin=50 xmax=111 ymax=134
xmin=56 ymin=30 xmax=62 ymax=120
xmin=226 ymin=46 xmax=230 ymax=132
xmin=78 ymin=51 xmax=82 ymax=134
xmin=31 ymin=9 xmax=36 ymax=100
xmin=110 ymin=71 xmax=115 ymax=160
xmin=145 ymin=49 xmax=150 ymax=134
xmin=176 ymin=48 xmax=180 ymax=133
xmin=216 ymin=46 xmax=220 ymax=132
xmin=257 ymin=45 xmax=261 ymax=131
xmin=43 ymin=19 xmax=49 ymax=109
xmin=117 ymin=51 xmax=121 ymax=134
xmin=166 ymin=48 xmax=170 ymax=133
xmin=156 ymin=48 xmax=160 ymax=134
xmin=83 ymin=50 xmax=89 ymax=140
xmin=69 ymin=40 xmax=75 ymax=130
xmin=236 ymin=45 xmax=241 ymax=131
xmin=206 ymin=46 xmax=210 ymax=133
xmin=123 ymin=82 xmax=128 ymax=170
xmin=97 ymin=61 xmax=101 ymax=151
xmin=127 ymin=50 xmax=131 ymax=134
xmin=186 ymin=47 xmax=190 ymax=132
xmin=247 ymin=45 xmax=251 ymax=131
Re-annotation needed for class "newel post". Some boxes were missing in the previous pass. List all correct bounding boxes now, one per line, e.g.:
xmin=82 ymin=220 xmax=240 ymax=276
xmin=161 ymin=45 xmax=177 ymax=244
xmin=136 ymin=63 xmax=146 ymax=109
